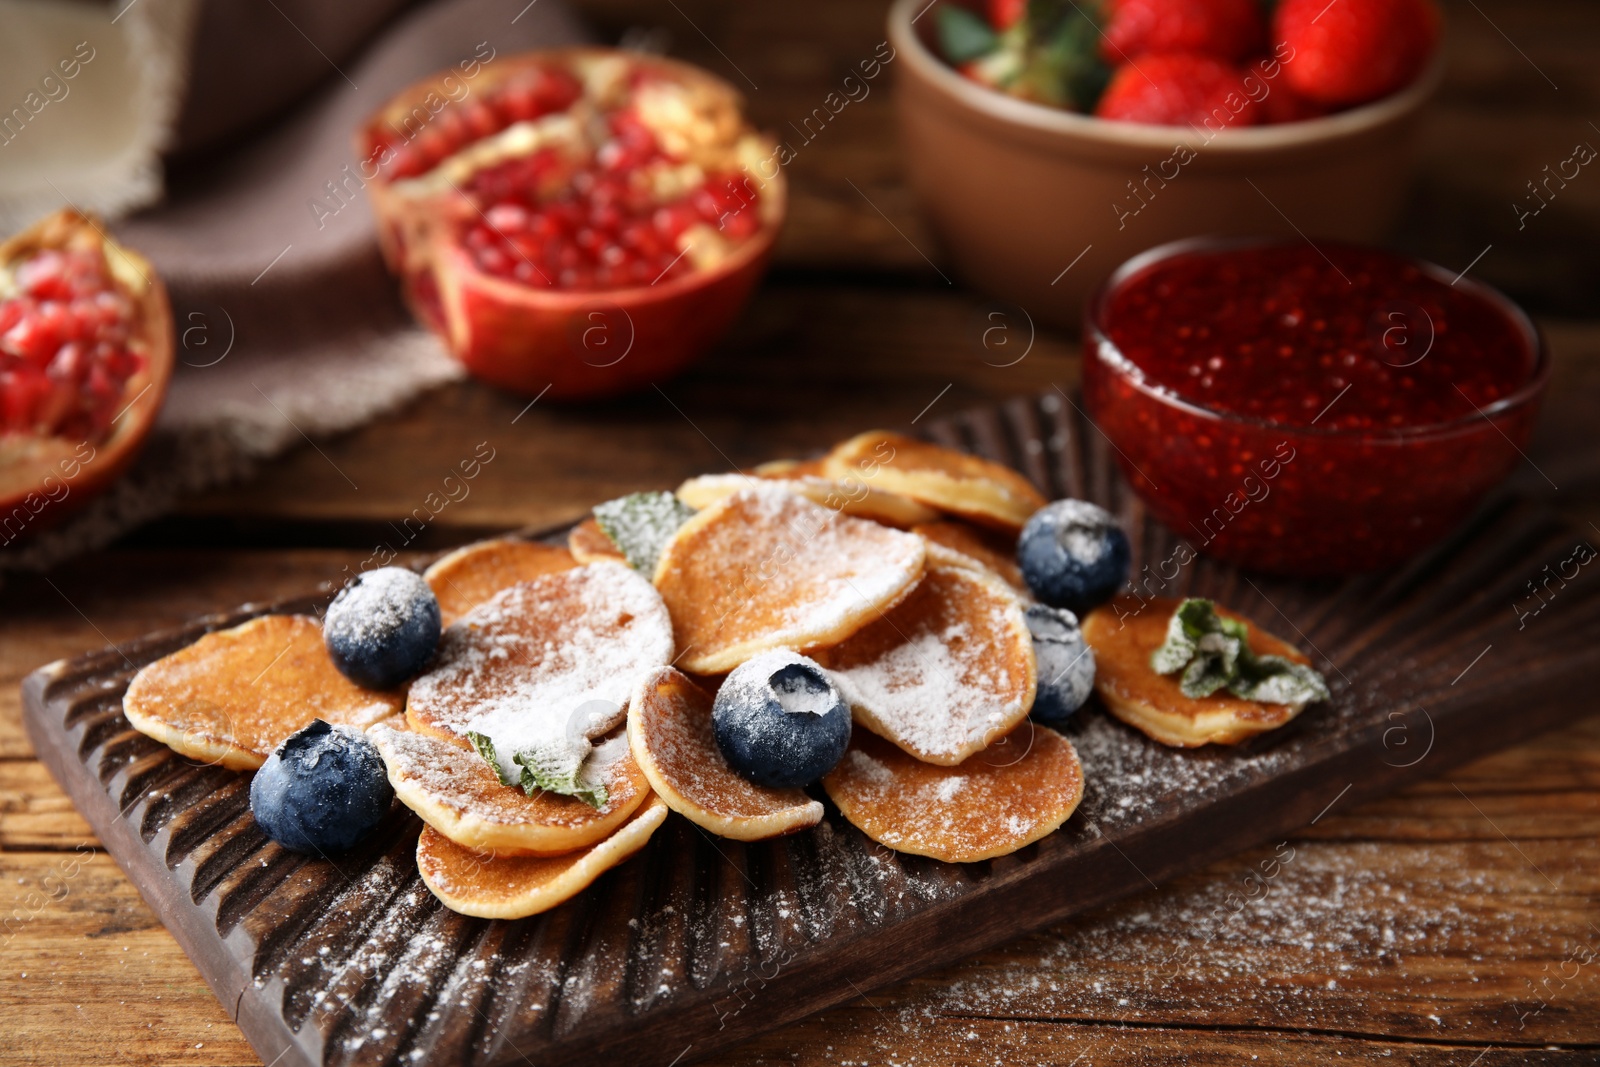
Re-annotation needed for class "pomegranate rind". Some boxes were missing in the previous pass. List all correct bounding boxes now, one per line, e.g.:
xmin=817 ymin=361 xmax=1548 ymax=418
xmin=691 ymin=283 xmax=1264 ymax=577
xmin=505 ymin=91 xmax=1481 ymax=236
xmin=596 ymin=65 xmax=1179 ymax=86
xmin=358 ymin=48 xmax=786 ymax=400
xmin=0 ymin=210 xmax=173 ymax=543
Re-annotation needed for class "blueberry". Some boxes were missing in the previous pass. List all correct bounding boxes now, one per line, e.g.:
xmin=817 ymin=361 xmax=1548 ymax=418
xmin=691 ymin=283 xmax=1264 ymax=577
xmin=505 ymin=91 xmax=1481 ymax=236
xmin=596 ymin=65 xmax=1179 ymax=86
xmin=712 ymin=651 xmax=852 ymax=788
xmin=1017 ymin=499 xmax=1130 ymax=613
xmin=1026 ymin=604 xmax=1096 ymax=726
xmin=249 ymin=720 xmax=392 ymax=854
xmin=324 ymin=566 xmax=440 ymax=688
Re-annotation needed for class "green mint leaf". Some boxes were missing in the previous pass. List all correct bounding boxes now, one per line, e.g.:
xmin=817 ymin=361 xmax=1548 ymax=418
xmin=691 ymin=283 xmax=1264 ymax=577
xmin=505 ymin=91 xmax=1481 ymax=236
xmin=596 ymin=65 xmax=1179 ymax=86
xmin=593 ymin=491 xmax=695 ymax=575
xmin=1151 ymin=597 xmax=1330 ymax=706
xmin=467 ymin=731 xmax=517 ymax=787
xmin=937 ymin=5 xmax=999 ymax=63
xmin=1228 ymin=655 xmax=1332 ymax=705
xmin=515 ymin=750 xmax=608 ymax=810
xmin=469 ymin=729 xmax=609 ymax=810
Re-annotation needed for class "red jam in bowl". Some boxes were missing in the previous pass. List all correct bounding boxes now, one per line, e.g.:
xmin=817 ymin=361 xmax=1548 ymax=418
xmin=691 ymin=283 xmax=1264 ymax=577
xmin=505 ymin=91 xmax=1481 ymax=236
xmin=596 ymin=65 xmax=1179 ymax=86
xmin=1084 ymin=240 xmax=1547 ymax=575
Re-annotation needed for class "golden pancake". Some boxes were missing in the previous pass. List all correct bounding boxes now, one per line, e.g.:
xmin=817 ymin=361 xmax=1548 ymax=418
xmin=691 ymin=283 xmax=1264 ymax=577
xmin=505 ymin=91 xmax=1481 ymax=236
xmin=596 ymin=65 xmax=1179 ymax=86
xmin=568 ymin=516 xmax=627 ymax=564
xmin=823 ymin=726 xmax=1083 ymax=863
xmin=124 ymin=614 xmax=402 ymax=771
xmin=822 ymin=430 xmax=1047 ymax=531
xmin=675 ymin=472 xmax=939 ymax=529
xmin=406 ymin=563 xmax=675 ymax=794
xmin=424 ymin=539 xmax=579 ymax=626
xmin=417 ymin=793 xmax=668 ymax=919
xmin=1082 ymin=596 xmax=1313 ymax=747
xmin=370 ymin=722 xmax=649 ymax=855
xmin=812 ymin=544 xmax=1035 ymax=766
xmin=627 ymin=666 xmax=822 ymax=841
xmin=653 ymin=484 xmax=926 ymax=676
xmin=751 ymin=457 xmax=826 ymax=478
xmin=912 ymin=519 xmax=1028 ymax=595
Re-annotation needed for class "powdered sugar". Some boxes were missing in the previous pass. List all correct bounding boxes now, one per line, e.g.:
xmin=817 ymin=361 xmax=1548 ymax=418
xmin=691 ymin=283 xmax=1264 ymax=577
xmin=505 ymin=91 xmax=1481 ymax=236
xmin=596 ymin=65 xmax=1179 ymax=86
xmin=407 ymin=563 xmax=673 ymax=795
xmin=655 ymin=484 xmax=926 ymax=674
xmin=817 ymin=554 xmax=1033 ymax=764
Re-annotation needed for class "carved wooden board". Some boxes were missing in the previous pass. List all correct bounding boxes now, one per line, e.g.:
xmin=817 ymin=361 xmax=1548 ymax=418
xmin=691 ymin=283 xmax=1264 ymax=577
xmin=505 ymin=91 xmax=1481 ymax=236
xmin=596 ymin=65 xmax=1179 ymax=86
xmin=22 ymin=394 xmax=1600 ymax=1067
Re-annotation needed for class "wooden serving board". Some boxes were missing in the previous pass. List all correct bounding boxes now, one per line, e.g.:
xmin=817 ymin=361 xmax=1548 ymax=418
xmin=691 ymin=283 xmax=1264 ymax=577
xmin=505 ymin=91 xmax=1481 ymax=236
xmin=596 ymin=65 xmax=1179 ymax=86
xmin=22 ymin=394 xmax=1600 ymax=1067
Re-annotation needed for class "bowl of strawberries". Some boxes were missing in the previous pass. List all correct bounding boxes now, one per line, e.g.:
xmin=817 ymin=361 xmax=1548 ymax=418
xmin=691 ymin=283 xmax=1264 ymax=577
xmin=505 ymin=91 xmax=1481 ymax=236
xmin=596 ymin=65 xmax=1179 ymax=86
xmin=887 ymin=0 xmax=1443 ymax=326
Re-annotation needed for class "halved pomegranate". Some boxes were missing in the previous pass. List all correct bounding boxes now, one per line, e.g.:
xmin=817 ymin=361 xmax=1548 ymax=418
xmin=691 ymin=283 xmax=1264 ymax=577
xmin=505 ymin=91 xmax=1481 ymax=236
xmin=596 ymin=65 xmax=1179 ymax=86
xmin=359 ymin=48 xmax=786 ymax=399
xmin=0 ymin=210 xmax=173 ymax=542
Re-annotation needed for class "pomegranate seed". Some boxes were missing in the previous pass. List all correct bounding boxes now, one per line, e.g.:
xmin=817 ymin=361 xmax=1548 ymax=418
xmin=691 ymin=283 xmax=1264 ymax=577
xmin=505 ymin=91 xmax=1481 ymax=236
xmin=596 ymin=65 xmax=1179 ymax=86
xmin=426 ymin=63 xmax=765 ymax=293
xmin=0 ymin=244 xmax=143 ymax=441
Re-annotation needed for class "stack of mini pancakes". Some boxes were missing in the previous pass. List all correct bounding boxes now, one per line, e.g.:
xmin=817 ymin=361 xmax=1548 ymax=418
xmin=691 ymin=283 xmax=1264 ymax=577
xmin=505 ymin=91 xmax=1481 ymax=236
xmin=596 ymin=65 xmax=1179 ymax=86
xmin=123 ymin=431 xmax=1089 ymax=919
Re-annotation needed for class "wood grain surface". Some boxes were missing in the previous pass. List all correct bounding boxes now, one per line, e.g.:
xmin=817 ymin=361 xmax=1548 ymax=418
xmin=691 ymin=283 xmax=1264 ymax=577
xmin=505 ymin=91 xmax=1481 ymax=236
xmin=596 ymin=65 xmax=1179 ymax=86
xmin=5 ymin=0 xmax=1600 ymax=1064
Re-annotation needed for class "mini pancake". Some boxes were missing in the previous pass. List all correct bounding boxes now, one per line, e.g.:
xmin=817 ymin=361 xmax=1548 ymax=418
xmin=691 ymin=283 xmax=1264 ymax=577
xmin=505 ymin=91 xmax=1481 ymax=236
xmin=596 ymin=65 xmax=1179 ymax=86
xmin=822 ymin=430 xmax=1047 ymax=531
xmin=823 ymin=727 xmax=1083 ymax=863
xmin=751 ymin=457 xmax=827 ymax=478
xmin=568 ymin=516 xmax=627 ymax=564
xmin=813 ymin=544 xmax=1036 ymax=766
xmin=1082 ymin=596 xmax=1314 ymax=747
xmin=676 ymin=472 xmax=938 ymax=529
xmin=370 ymin=722 xmax=649 ymax=855
xmin=912 ymin=519 xmax=1028 ymax=595
xmin=627 ymin=666 xmax=822 ymax=841
xmin=406 ymin=564 xmax=675 ymax=785
xmin=424 ymin=539 xmax=579 ymax=626
xmin=417 ymin=793 xmax=668 ymax=920
xmin=653 ymin=484 xmax=926 ymax=676
xmin=124 ymin=614 xmax=402 ymax=771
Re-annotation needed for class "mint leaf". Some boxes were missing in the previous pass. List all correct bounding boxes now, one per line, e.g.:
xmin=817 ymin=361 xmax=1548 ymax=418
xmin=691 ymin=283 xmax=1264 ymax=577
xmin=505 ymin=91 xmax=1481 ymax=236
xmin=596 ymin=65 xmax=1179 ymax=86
xmin=593 ymin=491 xmax=695 ymax=575
xmin=515 ymin=748 xmax=608 ymax=809
xmin=937 ymin=5 xmax=999 ymax=63
xmin=1229 ymin=655 xmax=1331 ymax=705
xmin=1150 ymin=597 xmax=1330 ymax=706
xmin=468 ymin=728 xmax=609 ymax=810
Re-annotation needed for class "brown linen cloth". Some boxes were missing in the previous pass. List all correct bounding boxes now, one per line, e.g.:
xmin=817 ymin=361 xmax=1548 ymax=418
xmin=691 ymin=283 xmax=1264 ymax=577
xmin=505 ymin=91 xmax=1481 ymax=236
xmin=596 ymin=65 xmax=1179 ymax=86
xmin=3 ymin=0 xmax=591 ymax=572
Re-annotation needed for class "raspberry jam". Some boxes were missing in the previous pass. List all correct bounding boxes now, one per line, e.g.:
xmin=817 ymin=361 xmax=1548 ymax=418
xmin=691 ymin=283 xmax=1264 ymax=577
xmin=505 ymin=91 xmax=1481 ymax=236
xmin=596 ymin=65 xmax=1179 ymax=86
xmin=0 ymin=246 xmax=144 ymax=443
xmin=1084 ymin=239 xmax=1547 ymax=575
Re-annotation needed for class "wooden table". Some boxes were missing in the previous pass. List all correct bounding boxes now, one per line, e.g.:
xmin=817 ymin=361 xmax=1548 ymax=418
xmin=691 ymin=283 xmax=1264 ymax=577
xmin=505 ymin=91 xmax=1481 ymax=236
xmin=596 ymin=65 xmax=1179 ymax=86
xmin=5 ymin=1 xmax=1599 ymax=1063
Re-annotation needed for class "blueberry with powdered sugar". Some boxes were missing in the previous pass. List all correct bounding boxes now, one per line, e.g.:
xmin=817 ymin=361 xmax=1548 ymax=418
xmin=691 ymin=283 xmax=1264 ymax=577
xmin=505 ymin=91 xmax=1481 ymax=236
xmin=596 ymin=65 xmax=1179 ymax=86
xmin=1017 ymin=499 xmax=1130 ymax=613
xmin=323 ymin=566 xmax=441 ymax=689
xmin=1025 ymin=604 xmax=1096 ymax=726
xmin=713 ymin=651 xmax=852 ymax=788
xmin=250 ymin=720 xmax=392 ymax=854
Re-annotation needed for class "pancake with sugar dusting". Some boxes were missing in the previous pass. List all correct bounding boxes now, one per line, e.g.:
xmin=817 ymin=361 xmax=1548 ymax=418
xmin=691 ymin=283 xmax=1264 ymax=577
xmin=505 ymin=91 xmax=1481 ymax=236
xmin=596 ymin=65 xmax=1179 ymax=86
xmin=912 ymin=519 xmax=1028 ymax=595
xmin=406 ymin=563 xmax=674 ymax=790
xmin=1083 ymin=596 xmax=1315 ymax=747
xmin=124 ymin=614 xmax=402 ymax=771
xmin=653 ymin=484 xmax=926 ymax=675
xmin=370 ymin=722 xmax=648 ymax=855
xmin=568 ymin=516 xmax=627 ymax=564
xmin=424 ymin=539 xmax=578 ymax=626
xmin=812 ymin=544 xmax=1036 ymax=766
xmin=751 ymin=457 xmax=826 ymax=478
xmin=823 ymin=727 xmax=1083 ymax=863
xmin=676 ymin=472 xmax=939 ymax=529
xmin=822 ymin=430 xmax=1047 ymax=531
xmin=418 ymin=794 xmax=668 ymax=919
xmin=628 ymin=666 xmax=822 ymax=841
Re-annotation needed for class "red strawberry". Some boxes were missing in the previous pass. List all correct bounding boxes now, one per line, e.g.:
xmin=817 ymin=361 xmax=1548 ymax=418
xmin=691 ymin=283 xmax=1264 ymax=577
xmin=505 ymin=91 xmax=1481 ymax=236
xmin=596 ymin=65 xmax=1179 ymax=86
xmin=1102 ymin=0 xmax=1265 ymax=62
xmin=1248 ymin=56 xmax=1330 ymax=123
xmin=989 ymin=0 xmax=1027 ymax=31
xmin=1274 ymin=0 xmax=1440 ymax=108
xmin=1095 ymin=52 xmax=1263 ymax=127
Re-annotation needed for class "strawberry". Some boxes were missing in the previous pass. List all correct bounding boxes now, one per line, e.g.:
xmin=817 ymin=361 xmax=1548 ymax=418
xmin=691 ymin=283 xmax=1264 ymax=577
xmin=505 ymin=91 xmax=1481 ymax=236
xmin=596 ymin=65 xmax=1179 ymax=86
xmin=989 ymin=0 xmax=1027 ymax=31
xmin=1274 ymin=0 xmax=1440 ymax=108
xmin=1094 ymin=52 xmax=1262 ymax=127
xmin=1102 ymin=0 xmax=1265 ymax=63
xmin=1248 ymin=56 xmax=1329 ymax=123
